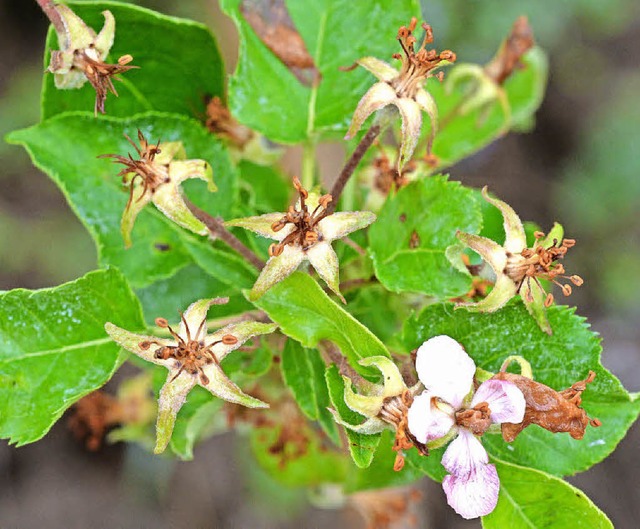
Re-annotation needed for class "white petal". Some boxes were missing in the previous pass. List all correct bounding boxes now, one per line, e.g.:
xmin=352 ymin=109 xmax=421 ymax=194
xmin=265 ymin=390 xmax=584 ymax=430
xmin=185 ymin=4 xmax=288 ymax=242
xmin=316 ymin=211 xmax=376 ymax=242
xmin=200 ymin=362 xmax=268 ymax=408
xmin=357 ymin=57 xmax=398 ymax=82
xmin=481 ymin=187 xmax=526 ymax=254
xmin=407 ymin=391 xmax=455 ymax=444
xmin=225 ymin=213 xmax=294 ymax=242
xmin=248 ymin=244 xmax=306 ymax=300
xmin=394 ymin=97 xmax=423 ymax=171
xmin=441 ymin=429 xmax=488 ymax=477
xmin=442 ymin=462 xmax=500 ymax=519
xmin=205 ymin=321 xmax=278 ymax=362
xmin=104 ymin=322 xmax=174 ymax=367
xmin=306 ymin=242 xmax=342 ymax=302
xmin=415 ymin=336 xmax=476 ymax=408
xmin=155 ymin=371 xmax=196 ymax=453
xmin=415 ymin=88 xmax=438 ymax=152
xmin=471 ymin=379 xmax=526 ymax=425
xmin=180 ymin=298 xmax=229 ymax=341
xmin=345 ymin=82 xmax=397 ymax=140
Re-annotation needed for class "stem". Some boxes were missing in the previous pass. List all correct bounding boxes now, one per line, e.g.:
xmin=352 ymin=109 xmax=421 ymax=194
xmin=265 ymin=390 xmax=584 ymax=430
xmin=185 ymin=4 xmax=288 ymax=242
xmin=301 ymin=139 xmax=317 ymax=189
xmin=327 ymin=124 xmax=381 ymax=214
xmin=35 ymin=0 xmax=66 ymax=36
xmin=321 ymin=341 xmax=365 ymax=386
xmin=185 ymin=200 xmax=265 ymax=271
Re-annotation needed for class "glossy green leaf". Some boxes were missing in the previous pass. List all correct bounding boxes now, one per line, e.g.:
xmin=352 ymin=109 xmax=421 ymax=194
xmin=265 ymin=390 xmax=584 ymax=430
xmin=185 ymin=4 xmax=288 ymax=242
xmin=368 ymin=175 xmax=483 ymax=297
xmin=325 ymin=364 xmax=381 ymax=468
xmin=403 ymin=301 xmax=640 ymax=476
xmin=0 ymin=268 xmax=144 ymax=445
xmin=429 ymin=47 xmax=548 ymax=170
xmin=250 ymin=272 xmax=390 ymax=378
xmin=8 ymin=112 xmax=237 ymax=288
xmin=281 ymin=340 xmax=340 ymax=444
xmin=41 ymin=1 xmax=224 ymax=119
xmin=135 ymin=264 xmax=253 ymax=326
xmin=220 ymin=0 xmax=419 ymax=143
xmin=238 ymin=160 xmax=291 ymax=214
xmin=482 ymin=459 xmax=613 ymax=529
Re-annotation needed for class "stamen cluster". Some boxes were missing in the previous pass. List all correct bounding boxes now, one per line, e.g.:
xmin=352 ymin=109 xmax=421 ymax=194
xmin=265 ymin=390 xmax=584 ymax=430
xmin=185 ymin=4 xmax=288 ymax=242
xmin=100 ymin=130 xmax=168 ymax=209
xmin=391 ymin=18 xmax=456 ymax=99
xmin=507 ymin=232 xmax=584 ymax=307
xmin=268 ymin=176 xmax=333 ymax=257
xmin=141 ymin=315 xmax=237 ymax=386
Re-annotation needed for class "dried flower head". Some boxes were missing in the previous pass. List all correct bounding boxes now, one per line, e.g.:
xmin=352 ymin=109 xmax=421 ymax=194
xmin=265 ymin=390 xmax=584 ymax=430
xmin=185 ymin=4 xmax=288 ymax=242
xmin=345 ymin=18 xmax=456 ymax=171
xmin=105 ymin=298 xmax=278 ymax=453
xmin=492 ymin=358 xmax=601 ymax=442
xmin=47 ymin=5 xmax=137 ymax=114
xmin=226 ymin=177 xmax=376 ymax=301
xmin=100 ymin=130 xmax=216 ymax=247
xmin=445 ymin=16 xmax=534 ymax=127
xmin=456 ymin=187 xmax=583 ymax=334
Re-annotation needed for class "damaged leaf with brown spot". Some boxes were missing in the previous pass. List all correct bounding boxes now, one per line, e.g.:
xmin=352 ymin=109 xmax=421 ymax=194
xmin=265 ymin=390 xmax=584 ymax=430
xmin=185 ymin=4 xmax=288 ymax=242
xmin=240 ymin=0 xmax=321 ymax=87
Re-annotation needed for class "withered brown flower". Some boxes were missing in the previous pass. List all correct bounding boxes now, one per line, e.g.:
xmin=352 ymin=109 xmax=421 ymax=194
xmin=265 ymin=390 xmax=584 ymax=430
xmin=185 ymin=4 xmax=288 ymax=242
xmin=492 ymin=370 xmax=601 ymax=442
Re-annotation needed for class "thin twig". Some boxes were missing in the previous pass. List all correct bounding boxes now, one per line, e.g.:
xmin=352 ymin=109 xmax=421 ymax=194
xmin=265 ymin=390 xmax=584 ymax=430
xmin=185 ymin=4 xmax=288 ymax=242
xmin=321 ymin=341 xmax=365 ymax=386
xmin=327 ymin=124 xmax=381 ymax=214
xmin=338 ymin=277 xmax=377 ymax=292
xmin=185 ymin=200 xmax=265 ymax=271
xmin=35 ymin=0 xmax=66 ymax=36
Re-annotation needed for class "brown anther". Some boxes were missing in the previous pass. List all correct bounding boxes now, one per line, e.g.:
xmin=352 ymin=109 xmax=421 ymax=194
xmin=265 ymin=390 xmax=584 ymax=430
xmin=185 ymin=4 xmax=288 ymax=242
xmin=534 ymin=231 xmax=545 ymax=239
xmin=155 ymin=317 xmax=169 ymax=328
xmin=562 ymin=238 xmax=576 ymax=248
xmin=305 ymin=231 xmax=319 ymax=244
xmin=561 ymin=284 xmax=572 ymax=297
xmin=222 ymin=334 xmax=238 ymax=345
xmin=199 ymin=372 xmax=210 ymax=385
xmin=139 ymin=341 xmax=151 ymax=350
xmin=544 ymin=293 xmax=554 ymax=307
xmin=269 ymin=243 xmax=284 ymax=257
xmin=118 ymin=54 xmax=134 ymax=65
xmin=271 ymin=220 xmax=286 ymax=232
xmin=318 ymin=194 xmax=333 ymax=209
xmin=408 ymin=17 xmax=418 ymax=32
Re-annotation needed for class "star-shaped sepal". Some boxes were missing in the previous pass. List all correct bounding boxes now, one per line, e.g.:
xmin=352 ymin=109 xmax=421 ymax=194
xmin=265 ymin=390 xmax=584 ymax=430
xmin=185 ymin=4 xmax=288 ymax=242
xmin=105 ymin=297 xmax=277 ymax=453
xmin=226 ymin=179 xmax=375 ymax=302
xmin=101 ymin=131 xmax=216 ymax=248
xmin=455 ymin=187 xmax=582 ymax=334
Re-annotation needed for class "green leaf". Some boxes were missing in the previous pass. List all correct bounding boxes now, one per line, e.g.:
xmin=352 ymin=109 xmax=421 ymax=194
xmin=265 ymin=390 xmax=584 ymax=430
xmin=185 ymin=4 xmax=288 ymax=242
xmin=368 ymin=175 xmax=483 ymax=297
xmin=325 ymin=364 xmax=381 ymax=468
xmin=238 ymin=160 xmax=291 ymax=214
xmin=482 ymin=458 xmax=613 ymax=529
xmin=403 ymin=301 xmax=640 ymax=477
xmin=41 ymin=1 xmax=224 ymax=119
xmin=345 ymin=430 xmax=421 ymax=493
xmin=8 ymin=112 xmax=237 ymax=289
xmin=250 ymin=272 xmax=390 ymax=378
xmin=280 ymin=340 xmax=340 ymax=444
xmin=0 ymin=268 xmax=144 ymax=445
xmin=431 ymin=47 xmax=548 ymax=169
xmin=220 ymin=0 xmax=419 ymax=143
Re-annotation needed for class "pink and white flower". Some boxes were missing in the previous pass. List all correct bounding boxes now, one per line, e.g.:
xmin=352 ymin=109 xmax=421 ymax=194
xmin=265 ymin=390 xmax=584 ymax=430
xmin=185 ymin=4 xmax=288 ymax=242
xmin=407 ymin=336 xmax=525 ymax=519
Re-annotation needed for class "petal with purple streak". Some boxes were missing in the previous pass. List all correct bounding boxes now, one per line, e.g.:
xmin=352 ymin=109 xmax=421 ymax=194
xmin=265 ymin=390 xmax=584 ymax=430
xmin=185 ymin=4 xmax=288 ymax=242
xmin=442 ymin=462 xmax=500 ymax=519
xmin=442 ymin=429 xmax=488 ymax=477
xmin=472 ymin=379 xmax=526 ymax=424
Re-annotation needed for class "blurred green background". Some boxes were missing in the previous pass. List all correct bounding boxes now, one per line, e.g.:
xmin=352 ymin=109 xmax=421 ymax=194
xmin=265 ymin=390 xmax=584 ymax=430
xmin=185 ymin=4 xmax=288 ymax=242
xmin=1 ymin=0 xmax=639 ymax=528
